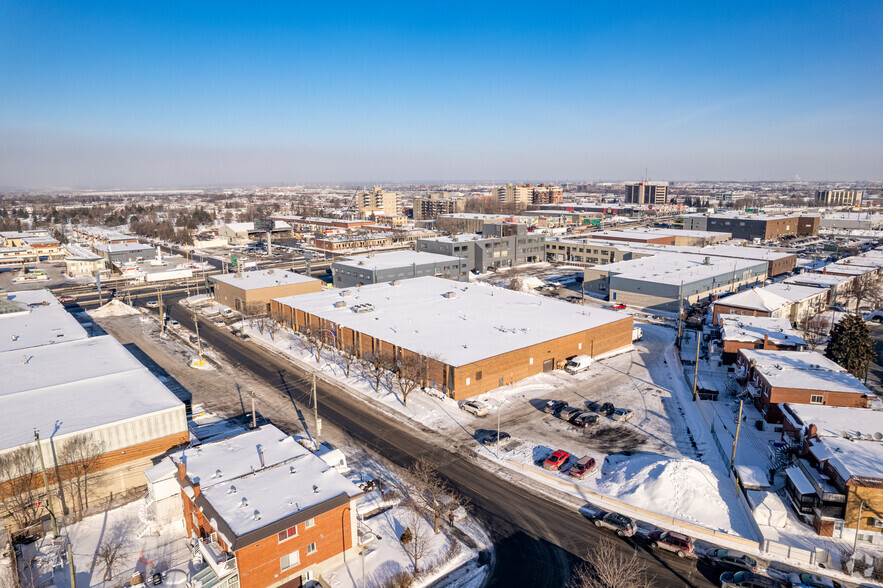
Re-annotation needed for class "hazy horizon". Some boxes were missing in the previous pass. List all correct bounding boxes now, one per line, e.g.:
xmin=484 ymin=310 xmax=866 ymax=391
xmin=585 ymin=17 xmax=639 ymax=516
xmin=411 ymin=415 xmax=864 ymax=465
xmin=2 ymin=1 xmax=881 ymax=189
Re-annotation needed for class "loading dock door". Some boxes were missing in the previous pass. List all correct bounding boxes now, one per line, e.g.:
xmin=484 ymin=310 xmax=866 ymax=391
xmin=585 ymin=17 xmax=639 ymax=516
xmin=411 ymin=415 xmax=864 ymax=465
xmin=543 ymin=358 xmax=554 ymax=373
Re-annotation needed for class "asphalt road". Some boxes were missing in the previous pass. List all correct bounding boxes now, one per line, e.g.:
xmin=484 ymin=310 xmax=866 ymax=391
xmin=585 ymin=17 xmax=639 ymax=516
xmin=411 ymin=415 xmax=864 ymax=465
xmin=167 ymin=304 xmax=721 ymax=588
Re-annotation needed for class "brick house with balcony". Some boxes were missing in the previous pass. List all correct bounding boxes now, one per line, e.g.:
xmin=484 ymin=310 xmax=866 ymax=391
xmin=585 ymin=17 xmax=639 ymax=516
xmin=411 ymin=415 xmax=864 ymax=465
xmin=173 ymin=426 xmax=362 ymax=588
xmin=780 ymin=404 xmax=883 ymax=541
xmin=735 ymin=349 xmax=871 ymax=420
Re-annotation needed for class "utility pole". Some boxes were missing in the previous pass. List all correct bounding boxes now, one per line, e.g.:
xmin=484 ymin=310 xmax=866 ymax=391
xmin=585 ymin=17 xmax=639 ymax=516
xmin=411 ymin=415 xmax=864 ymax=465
xmin=496 ymin=402 xmax=502 ymax=460
xmin=730 ymin=399 xmax=743 ymax=474
xmin=249 ymin=391 xmax=257 ymax=429
xmin=194 ymin=313 xmax=205 ymax=367
xmin=676 ymin=280 xmax=684 ymax=347
xmin=33 ymin=430 xmax=58 ymax=538
xmin=312 ymin=372 xmax=321 ymax=446
xmin=692 ymin=332 xmax=701 ymax=402
xmin=157 ymin=286 xmax=165 ymax=335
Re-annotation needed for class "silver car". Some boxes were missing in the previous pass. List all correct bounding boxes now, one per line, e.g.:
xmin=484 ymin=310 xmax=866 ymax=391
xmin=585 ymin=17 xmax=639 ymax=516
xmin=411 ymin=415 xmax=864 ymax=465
xmin=611 ymin=408 xmax=634 ymax=422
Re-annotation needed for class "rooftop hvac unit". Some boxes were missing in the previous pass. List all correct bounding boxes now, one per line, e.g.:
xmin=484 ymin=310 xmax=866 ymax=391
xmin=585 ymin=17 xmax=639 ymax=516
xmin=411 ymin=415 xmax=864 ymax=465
xmin=443 ymin=291 xmax=457 ymax=299
xmin=340 ymin=290 xmax=353 ymax=297
xmin=351 ymin=303 xmax=376 ymax=314
xmin=268 ymin=269 xmax=275 ymax=274
xmin=333 ymin=301 xmax=347 ymax=308
xmin=391 ymin=280 xmax=402 ymax=286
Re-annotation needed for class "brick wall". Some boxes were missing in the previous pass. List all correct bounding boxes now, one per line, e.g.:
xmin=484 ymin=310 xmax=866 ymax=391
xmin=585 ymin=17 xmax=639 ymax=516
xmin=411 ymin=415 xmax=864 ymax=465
xmin=844 ymin=485 xmax=883 ymax=533
xmin=713 ymin=304 xmax=773 ymax=325
xmin=764 ymin=385 xmax=869 ymax=410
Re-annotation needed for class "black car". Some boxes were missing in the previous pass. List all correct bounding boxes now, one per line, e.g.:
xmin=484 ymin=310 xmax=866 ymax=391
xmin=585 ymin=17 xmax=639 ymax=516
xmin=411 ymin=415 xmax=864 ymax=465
xmin=543 ymin=400 xmax=568 ymax=414
xmin=569 ymin=412 xmax=599 ymax=427
xmin=720 ymin=571 xmax=783 ymax=588
xmin=481 ymin=431 xmax=511 ymax=447
xmin=597 ymin=402 xmax=615 ymax=416
xmin=705 ymin=548 xmax=757 ymax=572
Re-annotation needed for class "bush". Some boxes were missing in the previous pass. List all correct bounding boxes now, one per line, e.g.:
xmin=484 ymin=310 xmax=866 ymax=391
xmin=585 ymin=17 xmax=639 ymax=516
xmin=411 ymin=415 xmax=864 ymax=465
xmin=382 ymin=571 xmax=414 ymax=588
xmin=400 ymin=527 xmax=412 ymax=544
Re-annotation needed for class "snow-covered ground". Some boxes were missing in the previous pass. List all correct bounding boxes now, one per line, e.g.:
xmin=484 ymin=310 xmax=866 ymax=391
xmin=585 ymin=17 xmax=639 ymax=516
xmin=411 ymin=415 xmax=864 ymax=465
xmin=17 ymin=500 xmax=192 ymax=588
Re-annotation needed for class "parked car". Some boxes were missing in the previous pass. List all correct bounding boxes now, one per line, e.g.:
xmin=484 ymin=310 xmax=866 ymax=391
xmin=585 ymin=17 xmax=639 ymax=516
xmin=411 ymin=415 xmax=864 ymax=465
xmin=568 ymin=456 xmax=596 ymax=479
xmin=213 ymin=319 xmax=225 ymax=326
xmin=57 ymin=296 xmax=76 ymax=303
xmin=480 ymin=431 xmax=511 ymax=447
xmin=146 ymin=301 xmax=159 ymax=308
xmin=565 ymin=354 xmax=593 ymax=374
xmin=569 ymin=412 xmax=598 ymax=427
xmin=720 ymin=571 xmax=783 ymax=588
xmin=610 ymin=303 xmax=626 ymax=310
xmin=558 ymin=407 xmax=583 ymax=422
xmin=593 ymin=512 xmax=637 ymax=537
xmin=188 ymin=334 xmax=199 ymax=344
xmin=611 ymin=408 xmax=634 ymax=422
xmin=167 ymin=319 xmax=180 ymax=328
xmin=221 ymin=308 xmax=236 ymax=317
xmin=543 ymin=400 xmax=567 ymax=414
xmin=543 ymin=450 xmax=570 ymax=471
xmin=597 ymin=402 xmax=615 ymax=416
xmin=648 ymin=530 xmax=695 ymax=558
xmin=704 ymin=548 xmax=757 ymax=572
xmin=786 ymin=573 xmax=844 ymax=588
xmin=461 ymin=400 xmax=489 ymax=417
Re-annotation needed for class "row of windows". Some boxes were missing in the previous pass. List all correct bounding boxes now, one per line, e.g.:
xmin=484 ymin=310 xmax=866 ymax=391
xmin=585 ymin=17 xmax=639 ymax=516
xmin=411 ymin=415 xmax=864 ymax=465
xmin=280 ymin=541 xmax=318 ymax=571
xmin=277 ymin=518 xmax=315 ymax=542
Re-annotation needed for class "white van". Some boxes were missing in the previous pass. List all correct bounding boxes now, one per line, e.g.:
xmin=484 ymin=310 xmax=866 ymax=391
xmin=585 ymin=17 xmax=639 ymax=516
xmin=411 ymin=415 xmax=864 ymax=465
xmin=632 ymin=327 xmax=643 ymax=341
xmin=565 ymin=355 xmax=593 ymax=374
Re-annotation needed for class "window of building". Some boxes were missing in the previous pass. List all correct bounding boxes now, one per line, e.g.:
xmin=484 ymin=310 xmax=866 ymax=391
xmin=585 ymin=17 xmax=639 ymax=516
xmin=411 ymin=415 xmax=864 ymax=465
xmin=810 ymin=395 xmax=824 ymax=404
xmin=278 ymin=525 xmax=298 ymax=542
xmin=305 ymin=518 xmax=316 ymax=529
xmin=281 ymin=550 xmax=300 ymax=571
xmin=307 ymin=543 xmax=317 ymax=555
xmin=475 ymin=371 xmax=482 ymax=380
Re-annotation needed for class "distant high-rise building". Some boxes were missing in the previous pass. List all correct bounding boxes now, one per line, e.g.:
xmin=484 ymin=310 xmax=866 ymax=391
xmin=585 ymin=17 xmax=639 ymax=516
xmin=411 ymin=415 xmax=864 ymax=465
xmin=625 ymin=182 xmax=669 ymax=205
xmin=492 ymin=183 xmax=562 ymax=208
xmin=531 ymin=184 xmax=564 ymax=205
xmin=357 ymin=186 xmax=401 ymax=217
xmin=412 ymin=193 xmax=466 ymax=220
xmin=815 ymin=189 xmax=862 ymax=207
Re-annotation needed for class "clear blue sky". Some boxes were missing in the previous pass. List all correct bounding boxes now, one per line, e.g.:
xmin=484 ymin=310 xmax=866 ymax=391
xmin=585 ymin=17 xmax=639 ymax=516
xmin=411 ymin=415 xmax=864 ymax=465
xmin=1 ymin=1 xmax=881 ymax=188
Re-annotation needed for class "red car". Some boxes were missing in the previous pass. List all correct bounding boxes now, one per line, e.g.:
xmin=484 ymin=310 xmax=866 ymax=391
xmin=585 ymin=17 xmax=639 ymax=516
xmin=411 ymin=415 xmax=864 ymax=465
xmin=610 ymin=303 xmax=626 ymax=310
xmin=57 ymin=296 xmax=76 ymax=303
xmin=569 ymin=456 xmax=596 ymax=479
xmin=543 ymin=450 xmax=570 ymax=471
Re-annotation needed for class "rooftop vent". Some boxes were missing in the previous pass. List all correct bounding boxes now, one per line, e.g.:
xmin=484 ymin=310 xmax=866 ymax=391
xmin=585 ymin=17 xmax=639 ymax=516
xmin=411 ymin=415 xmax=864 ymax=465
xmin=228 ymin=485 xmax=237 ymax=494
xmin=391 ymin=280 xmax=402 ymax=286
xmin=253 ymin=510 xmax=262 ymax=520
xmin=313 ymin=485 xmax=320 ymax=493
xmin=240 ymin=497 xmax=248 ymax=508
xmin=443 ymin=291 xmax=457 ymax=299
xmin=268 ymin=269 xmax=275 ymax=275
xmin=333 ymin=300 xmax=347 ymax=308
xmin=214 ymin=468 xmax=222 ymax=478
xmin=340 ymin=290 xmax=353 ymax=297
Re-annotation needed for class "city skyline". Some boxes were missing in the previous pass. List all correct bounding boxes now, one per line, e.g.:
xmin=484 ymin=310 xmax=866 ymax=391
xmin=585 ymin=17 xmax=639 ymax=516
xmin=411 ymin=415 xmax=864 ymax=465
xmin=1 ymin=1 xmax=881 ymax=188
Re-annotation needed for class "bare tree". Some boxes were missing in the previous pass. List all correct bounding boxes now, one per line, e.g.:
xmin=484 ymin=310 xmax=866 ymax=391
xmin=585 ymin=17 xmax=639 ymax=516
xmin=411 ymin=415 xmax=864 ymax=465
xmin=845 ymin=273 xmax=882 ymax=314
xmin=408 ymin=461 xmax=465 ymax=533
xmin=266 ymin=309 xmax=283 ymax=341
xmin=242 ymin=301 xmax=266 ymax=330
xmin=303 ymin=325 xmax=333 ymax=365
xmin=0 ymin=446 xmax=42 ymax=532
xmin=393 ymin=355 xmax=424 ymax=408
xmin=359 ymin=351 xmax=396 ymax=392
xmin=340 ymin=348 xmax=358 ymax=378
xmin=803 ymin=312 xmax=831 ymax=350
xmin=58 ymin=435 xmax=106 ymax=521
xmin=97 ymin=529 xmax=129 ymax=581
xmin=399 ymin=506 xmax=431 ymax=574
xmin=570 ymin=538 xmax=654 ymax=588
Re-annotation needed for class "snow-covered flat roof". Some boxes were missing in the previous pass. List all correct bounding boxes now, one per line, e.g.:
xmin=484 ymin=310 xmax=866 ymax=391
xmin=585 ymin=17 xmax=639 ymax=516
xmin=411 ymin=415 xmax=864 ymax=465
xmin=715 ymin=287 xmax=790 ymax=312
xmin=700 ymin=244 xmax=794 ymax=262
xmin=596 ymin=253 xmax=764 ymax=286
xmin=784 ymin=404 xmax=883 ymax=438
xmin=212 ymin=269 xmax=321 ymax=290
xmin=335 ymin=251 xmax=462 ymax=270
xmin=762 ymin=283 xmax=828 ymax=303
xmin=0 ymin=290 xmax=89 ymax=352
xmin=274 ymin=276 xmax=630 ymax=367
xmin=177 ymin=426 xmax=362 ymax=539
xmin=64 ymin=244 xmax=103 ymax=260
xmin=784 ymin=273 xmax=850 ymax=288
xmin=785 ymin=466 xmax=816 ymax=496
xmin=719 ymin=315 xmax=806 ymax=346
xmin=93 ymin=242 xmax=152 ymax=252
xmin=423 ymin=233 xmax=488 ymax=244
xmin=738 ymin=349 xmax=845 ymax=372
xmin=822 ymin=263 xmax=877 ymax=276
xmin=757 ymin=364 xmax=869 ymax=395
xmin=819 ymin=437 xmax=883 ymax=483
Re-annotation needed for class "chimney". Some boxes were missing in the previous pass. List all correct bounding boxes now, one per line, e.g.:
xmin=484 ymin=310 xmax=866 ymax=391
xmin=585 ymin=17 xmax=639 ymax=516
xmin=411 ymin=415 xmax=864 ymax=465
xmin=763 ymin=333 xmax=770 ymax=349
xmin=178 ymin=460 xmax=187 ymax=481
xmin=192 ymin=481 xmax=201 ymax=498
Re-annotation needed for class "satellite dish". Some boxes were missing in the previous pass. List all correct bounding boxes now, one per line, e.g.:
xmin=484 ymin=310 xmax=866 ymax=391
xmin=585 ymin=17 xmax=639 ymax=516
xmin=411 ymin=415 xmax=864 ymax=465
xmin=856 ymin=431 xmax=863 ymax=438
xmin=874 ymin=432 xmax=883 ymax=441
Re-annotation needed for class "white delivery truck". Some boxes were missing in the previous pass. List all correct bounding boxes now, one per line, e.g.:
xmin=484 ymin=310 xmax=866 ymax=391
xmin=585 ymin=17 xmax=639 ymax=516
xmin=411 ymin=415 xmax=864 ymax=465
xmin=632 ymin=327 xmax=643 ymax=341
xmin=565 ymin=355 xmax=593 ymax=374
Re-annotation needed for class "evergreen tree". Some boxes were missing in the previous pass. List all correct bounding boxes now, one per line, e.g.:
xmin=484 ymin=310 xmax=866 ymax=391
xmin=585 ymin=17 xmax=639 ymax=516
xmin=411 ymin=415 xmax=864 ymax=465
xmin=825 ymin=314 xmax=874 ymax=379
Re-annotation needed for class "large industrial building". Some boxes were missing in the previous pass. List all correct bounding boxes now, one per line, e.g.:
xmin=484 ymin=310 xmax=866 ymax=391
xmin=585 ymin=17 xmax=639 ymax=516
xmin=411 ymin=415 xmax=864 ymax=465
xmin=682 ymin=213 xmax=819 ymax=241
xmin=582 ymin=253 xmax=768 ymax=314
xmin=0 ymin=290 xmax=188 ymax=516
xmin=212 ymin=269 xmax=324 ymax=313
xmin=331 ymin=250 xmax=467 ymax=288
xmin=417 ymin=222 xmax=545 ymax=272
xmin=272 ymin=276 xmax=633 ymax=399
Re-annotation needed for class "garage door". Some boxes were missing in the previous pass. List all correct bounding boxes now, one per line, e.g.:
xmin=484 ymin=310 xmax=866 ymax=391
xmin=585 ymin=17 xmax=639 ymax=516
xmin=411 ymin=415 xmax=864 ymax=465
xmin=543 ymin=358 xmax=554 ymax=373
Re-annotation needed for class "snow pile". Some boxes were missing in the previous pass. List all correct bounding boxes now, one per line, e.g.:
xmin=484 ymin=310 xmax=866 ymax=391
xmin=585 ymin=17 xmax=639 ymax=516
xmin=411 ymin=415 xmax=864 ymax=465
xmin=88 ymin=299 xmax=142 ymax=318
xmin=595 ymin=453 xmax=735 ymax=533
